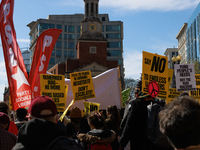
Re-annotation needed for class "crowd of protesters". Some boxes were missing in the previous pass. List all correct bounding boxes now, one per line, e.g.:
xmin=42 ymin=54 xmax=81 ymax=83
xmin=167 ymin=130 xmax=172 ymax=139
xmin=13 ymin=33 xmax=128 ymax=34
xmin=1 ymin=80 xmax=200 ymax=150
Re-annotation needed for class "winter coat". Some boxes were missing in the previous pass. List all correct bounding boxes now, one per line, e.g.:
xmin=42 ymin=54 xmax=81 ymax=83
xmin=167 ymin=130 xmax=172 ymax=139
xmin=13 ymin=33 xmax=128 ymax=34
xmin=12 ymin=118 xmax=67 ymax=150
xmin=119 ymin=98 xmax=150 ymax=150
xmin=78 ymin=129 xmax=116 ymax=150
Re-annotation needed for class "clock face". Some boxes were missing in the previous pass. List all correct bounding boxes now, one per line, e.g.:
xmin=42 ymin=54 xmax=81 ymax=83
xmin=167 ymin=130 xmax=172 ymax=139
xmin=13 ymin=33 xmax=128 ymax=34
xmin=89 ymin=24 xmax=96 ymax=31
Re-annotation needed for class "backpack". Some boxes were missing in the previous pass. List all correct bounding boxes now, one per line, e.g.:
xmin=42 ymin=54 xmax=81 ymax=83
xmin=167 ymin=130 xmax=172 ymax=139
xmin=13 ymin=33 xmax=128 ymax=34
xmin=88 ymin=141 xmax=112 ymax=150
xmin=47 ymin=136 xmax=84 ymax=150
xmin=146 ymin=101 xmax=172 ymax=149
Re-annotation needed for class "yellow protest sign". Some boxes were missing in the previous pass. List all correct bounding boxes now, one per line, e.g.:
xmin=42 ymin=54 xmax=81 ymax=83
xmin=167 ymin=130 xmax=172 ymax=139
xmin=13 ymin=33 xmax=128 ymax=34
xmin=142 ymin=51 xmax=168 ymax=99
xmin=168 ymin=69 xmax=174 ymax=88
xmin=40 ymin=74 xmax=66 ymax=112
xmin=166 ymin=88 xmax=182 ymax=104
xmin=195 ymin=74 xmax=200 ymax=88
xmin=83 ymin=101 xmax=100 ymax=114
xmin=190 ymin=88 xmax=200 ymax=101
xmin=70 ymin=70 xmax=95 ymax=101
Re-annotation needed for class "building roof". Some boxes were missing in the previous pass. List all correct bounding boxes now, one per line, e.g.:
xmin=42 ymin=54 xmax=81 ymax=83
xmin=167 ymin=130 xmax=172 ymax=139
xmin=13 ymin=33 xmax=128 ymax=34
xmin=78 ymin=32 xmax=107 ymax=41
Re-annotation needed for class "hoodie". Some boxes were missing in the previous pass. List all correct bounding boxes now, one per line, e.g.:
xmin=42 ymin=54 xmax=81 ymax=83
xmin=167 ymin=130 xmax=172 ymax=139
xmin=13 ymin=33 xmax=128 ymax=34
xmin=12 ymin=118 xmax=67 ymax=150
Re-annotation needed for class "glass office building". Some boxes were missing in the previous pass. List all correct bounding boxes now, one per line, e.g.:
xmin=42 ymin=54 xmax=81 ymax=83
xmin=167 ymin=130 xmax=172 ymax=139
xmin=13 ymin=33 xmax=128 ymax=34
xmin=186 ymin=2 xmax=200 ymax=62
xmin=27 ymin=14 xmax=124 ymax=77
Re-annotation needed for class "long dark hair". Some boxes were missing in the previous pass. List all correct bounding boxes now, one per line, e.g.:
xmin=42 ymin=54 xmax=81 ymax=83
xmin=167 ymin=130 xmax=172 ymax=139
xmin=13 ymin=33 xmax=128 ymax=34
xmin=106 ymin=105 xmax=121 ymax=128
xmin=87 ymin=111 xmax=105 ymax=129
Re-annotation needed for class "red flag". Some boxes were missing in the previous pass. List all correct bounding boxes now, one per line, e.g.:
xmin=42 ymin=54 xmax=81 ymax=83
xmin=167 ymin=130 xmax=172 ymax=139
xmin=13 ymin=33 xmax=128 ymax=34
xmin=0 ymin=0 xmax=31 ymax=110
xmin=28 ymin=29 xmax=62 ymax=98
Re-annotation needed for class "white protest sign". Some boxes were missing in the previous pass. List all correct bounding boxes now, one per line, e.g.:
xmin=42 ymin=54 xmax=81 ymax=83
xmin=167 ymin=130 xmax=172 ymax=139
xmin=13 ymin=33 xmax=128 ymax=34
xmin=174 ymin=64 xmax=196 ymax=92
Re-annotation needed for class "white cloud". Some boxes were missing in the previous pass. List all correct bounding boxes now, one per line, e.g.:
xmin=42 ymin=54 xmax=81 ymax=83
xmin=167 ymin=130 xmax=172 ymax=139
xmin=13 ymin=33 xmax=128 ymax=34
xmin=124 ymin=50 xmax=142 ymax=79
xmin=100 ymin=0 xmax=199 ymax=11
xmin=17 ymin=39 xmax=30 ymax=43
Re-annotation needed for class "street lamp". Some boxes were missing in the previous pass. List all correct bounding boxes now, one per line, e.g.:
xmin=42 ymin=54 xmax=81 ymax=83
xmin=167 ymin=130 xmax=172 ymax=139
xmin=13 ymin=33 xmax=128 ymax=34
xmin=171 ymin=54 xmax=182 ymax=88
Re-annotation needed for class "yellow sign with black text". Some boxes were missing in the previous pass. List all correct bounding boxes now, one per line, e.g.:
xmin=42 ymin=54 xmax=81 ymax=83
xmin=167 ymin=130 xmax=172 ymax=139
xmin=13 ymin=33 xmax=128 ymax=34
xmin=70 ymin=70 xmax=95 ymax=101
xmin=195 ymin=74 xmax=200 ymax=88
xmin=83 ymin=101 xmax=100 ymax=115
xmin=142 ymin=51 xmax=168 ymax=99
xmin=40 ymin=74 xmax=66 ymax=112
xmin=168 ymin=69 xmax=174 ymax=88
xmin=166 ymin=88 xmax=182 ymax=104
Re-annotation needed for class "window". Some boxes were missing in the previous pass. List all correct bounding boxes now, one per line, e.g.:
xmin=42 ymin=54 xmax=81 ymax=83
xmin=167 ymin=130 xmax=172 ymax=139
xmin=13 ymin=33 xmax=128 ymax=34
xmin=51 ymin=49 xmax=55 ymax=56
xmin=90 ymin=47 xmax=97 ymax=53
xmin=58 ymin=33 xmax=62 ymax=39
xmin=65 ymin=25 xmax=67 ymax=32
xmin=64 ymin=51 xmax=67 ymax=57
xmin=86 ymin=3 xmax=89 ymax=14
xmin=56 ymin=41 xmax=62 ymax=49
xmin=91 ymin=3 xmax=94 ymax=13
xmin=96 ymin=4 xmax=98 ymax=13
xmin=106 ymin=25 xmax=121 ymax=32
xmin=64 ymin=42 xmax=67 ymax=49
xmin=49 ymin=58 xmax=55 ymax=64
xmin=102 ymin=25 xmax=104 ymax=32
xmin=56 ymin=50 xmax=61 ymax=57
xmin=56 ymin=24 xmax=62 ymax=29
xmin=77 ymin=34 xmax=81 ymax=39
xmin=68 ymin=42 xmax=74 ymax=49
xmin=68 ymin=26 xmax=74 ymax=32
xmin=68 ymin=34 xmax=75 ymax=39
xmin=68 ymin=51 xmax=74 ymax=58
xmin=38 ymin=23 xmax=55 ymax=30
xmin=106 ymin=33 xmax=121 ymax=39
xmin=64 ymin=34 xmax=67 ymax=39
xmin=107 ymin=50 xmax=121 ymax=56
xmin=77 ymin=26 xmax=81 ymax=33
xmin=102 ymin=17 xmax=105 ymax=21
xmin=107 ymin=42 xmax=121 ymax=48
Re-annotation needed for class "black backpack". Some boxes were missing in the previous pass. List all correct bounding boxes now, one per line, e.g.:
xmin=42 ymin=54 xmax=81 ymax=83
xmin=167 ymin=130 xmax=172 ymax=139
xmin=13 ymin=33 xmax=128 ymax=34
xmin=47 ymin=136 xmax=84 ymax=150
xmin=146 ymin=101 xmax=172 ymax=150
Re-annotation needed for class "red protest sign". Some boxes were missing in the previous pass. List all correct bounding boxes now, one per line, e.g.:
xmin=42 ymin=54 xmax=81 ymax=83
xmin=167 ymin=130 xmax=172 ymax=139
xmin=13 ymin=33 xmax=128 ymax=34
xmin=148 ymin=81 xmax=160 ymax=97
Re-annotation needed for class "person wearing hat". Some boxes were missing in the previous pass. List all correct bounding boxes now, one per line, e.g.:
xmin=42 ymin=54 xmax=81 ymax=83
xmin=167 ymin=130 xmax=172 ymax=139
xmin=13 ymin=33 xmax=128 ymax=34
xmin=66 ymin=106 xmax=82 ymax=139
xmin=12 ymin=96 xmax=83 ymax=150
xmin=0 ymin=112 xmax=17 ymax=150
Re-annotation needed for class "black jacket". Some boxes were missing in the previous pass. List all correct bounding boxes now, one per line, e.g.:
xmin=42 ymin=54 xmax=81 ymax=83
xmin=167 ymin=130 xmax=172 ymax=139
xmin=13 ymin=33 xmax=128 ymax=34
xmin=12 ymin=118 xmax=67 ymax=150
xmin=119 ymin=98 xmax=150 ymax=150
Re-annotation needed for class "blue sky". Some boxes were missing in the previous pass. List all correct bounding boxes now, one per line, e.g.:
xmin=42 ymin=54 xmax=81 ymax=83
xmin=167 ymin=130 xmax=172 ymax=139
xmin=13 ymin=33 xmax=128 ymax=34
xmin=0 ymin=0 xmax=199 ymax=100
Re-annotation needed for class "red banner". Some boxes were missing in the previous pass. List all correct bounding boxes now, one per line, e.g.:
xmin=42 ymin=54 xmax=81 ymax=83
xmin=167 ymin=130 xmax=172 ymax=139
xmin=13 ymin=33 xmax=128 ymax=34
xmin=0 ymin=0 xmax=31 ymax=110
xmin=28 ymin=29 xmax=62 ymax=98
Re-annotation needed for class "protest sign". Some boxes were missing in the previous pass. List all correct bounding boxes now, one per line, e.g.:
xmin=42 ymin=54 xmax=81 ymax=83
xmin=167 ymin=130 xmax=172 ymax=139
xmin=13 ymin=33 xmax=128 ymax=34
xmin=83 ymin=101 xmax=100 ymax=115
xmin=70 ymin=70 xmax=95 ymax=101
xmin=142 ymin=51 xmax=168 ymax=99
xmin=174 ymin=64 xmax=196 ymax=92
xmin=166 ymin=88 xmax=182 ymax=104
xmin=168 ymin=69 xmax=174 ymax=88
xmin=190 ymin=88 xmax=200 ymax=103
xmin=40 ymin=74 xmax=66 ymax=112
xmin=121 ymin=88 xmax=131 ymax=107
xmin=195 ymin=74 xmax=200 ymax=88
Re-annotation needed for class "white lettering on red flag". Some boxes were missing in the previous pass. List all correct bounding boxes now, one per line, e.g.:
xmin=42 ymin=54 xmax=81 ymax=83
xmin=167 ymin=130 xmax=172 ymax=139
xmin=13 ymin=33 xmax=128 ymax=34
xmin=28 ymin=29 xmax=62 ymax=98
xmin=0 ymin=0 xmax=31 ymax=110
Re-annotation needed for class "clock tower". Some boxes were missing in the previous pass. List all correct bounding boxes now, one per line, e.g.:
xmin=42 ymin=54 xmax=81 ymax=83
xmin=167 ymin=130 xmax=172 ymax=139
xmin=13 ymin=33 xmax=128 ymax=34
xmin=77 ymin=0 xmax=108 ymax=68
